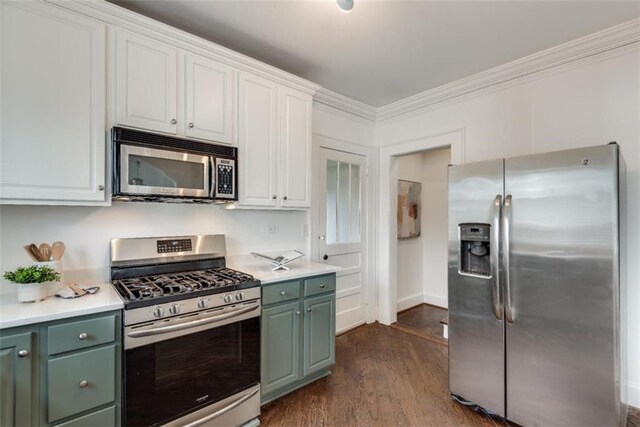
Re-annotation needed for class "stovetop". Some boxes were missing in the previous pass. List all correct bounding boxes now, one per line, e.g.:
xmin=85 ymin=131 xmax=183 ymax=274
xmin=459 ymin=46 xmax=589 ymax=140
xmin=112 ymin=267 xmax=259 ymax=309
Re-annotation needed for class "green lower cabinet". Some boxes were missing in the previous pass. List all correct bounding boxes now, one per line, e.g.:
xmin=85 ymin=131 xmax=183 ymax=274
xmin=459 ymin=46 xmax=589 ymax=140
xmin=303 ymin=294 xmax=336 ymax=376
xmin=261 ymin=273 xmax=336 ymax=404
xmin=0 ymin=311 xmax=121 ymax=427
xmin=0 ymin=330 xmax=36 ymax=426
xmin=261 ymin=301 xmax=300 ymax=395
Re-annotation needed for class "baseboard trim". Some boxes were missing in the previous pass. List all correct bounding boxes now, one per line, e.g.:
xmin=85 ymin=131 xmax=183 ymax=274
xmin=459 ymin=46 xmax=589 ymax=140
xmin=628 ymin=380 xmax=640 ymax=408
xmin=423 ymin=292 xmax=447 ymax=309
xmin=396 ymin=293 xmax=424 ymax=312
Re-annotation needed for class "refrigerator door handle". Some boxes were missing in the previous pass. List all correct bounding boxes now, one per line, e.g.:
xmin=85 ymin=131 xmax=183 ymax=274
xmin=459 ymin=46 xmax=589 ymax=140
xmin=503 ymin=194 xmax=515 ymax=324
xmin=491 ymin=194 xmax=503 ymax=320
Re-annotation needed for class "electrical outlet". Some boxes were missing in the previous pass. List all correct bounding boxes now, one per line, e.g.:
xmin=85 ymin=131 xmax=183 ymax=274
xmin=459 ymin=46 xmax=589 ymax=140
xmin=268 ymin=224 xmax=279 ymax=234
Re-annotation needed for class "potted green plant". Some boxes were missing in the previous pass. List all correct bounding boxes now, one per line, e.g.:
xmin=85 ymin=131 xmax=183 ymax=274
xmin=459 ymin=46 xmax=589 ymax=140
xmin=3 ymin=265 xmax=61 ymax=302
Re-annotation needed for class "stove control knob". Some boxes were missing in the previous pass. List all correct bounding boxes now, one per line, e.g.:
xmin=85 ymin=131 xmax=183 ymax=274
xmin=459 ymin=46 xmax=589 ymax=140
xmin=223 ymin=294 xmax=233 ymax=304
xmin=198 ymin=299 xmax=208 ymax=309
xmin=236 ymin=292 xmax=243 ymax=301
xmin=169 ymin=304 xmax=180 ymax=315
xmin=153 ymin=306 xmax=164 ymax=318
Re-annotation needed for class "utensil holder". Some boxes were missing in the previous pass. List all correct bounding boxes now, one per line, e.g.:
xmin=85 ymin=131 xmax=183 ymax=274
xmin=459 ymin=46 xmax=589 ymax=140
xmin=34 ymin=260 xmax=64 ymax=296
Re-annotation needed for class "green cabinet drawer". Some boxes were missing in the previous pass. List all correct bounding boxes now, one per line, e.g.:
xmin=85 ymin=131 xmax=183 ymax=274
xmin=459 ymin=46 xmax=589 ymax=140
xmin=48 ymin=315 xmax=116 ymax=355
xmin=262 ymin=280 xmax=300 ymax=305
xmin=48 ymin=345 xmax=116 ymax=423
xmin=303 ymin=274 xmax=336 ymax=298
xmin=54 ymin=405 xmax=115 ymax=427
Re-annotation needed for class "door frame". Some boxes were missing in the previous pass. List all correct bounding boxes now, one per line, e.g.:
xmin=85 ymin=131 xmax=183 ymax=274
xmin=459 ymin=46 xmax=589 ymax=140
xmin=377 ymin=128 xmax=466 ymax=325
xmin=312 ymin=135 xmax=377 ymax=326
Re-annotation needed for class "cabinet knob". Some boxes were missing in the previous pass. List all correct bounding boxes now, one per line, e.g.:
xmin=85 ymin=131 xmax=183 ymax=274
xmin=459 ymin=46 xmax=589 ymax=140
xmin=295 ymin=311 xmax=301 ymax=316
xmin=283 ymin=196 xmax=288 ymax=201
xmin=188 ymin=122 xmax=195 ymax=128
xmin=272 ymin=195 xmax=277 ymax=199
xmin=98 ymin=185 xmax=105 ymax=191
xmin=323 ymin=255 xmax=329 ymax=261
xmin=280 ymin=291 xmax=286 ymax=296
xmin=170 ymin=119 xmax=177 ymax=125
xmin=320 ymin=284 xmax=326 ymax=288
xmin=307 ymin=307 xmax=312 ymax=312
xmin=78 ymin=332 xmax=88 ymax=340
xmin=79 ymin=380 xmax=88 ymax=388
xmin=17 ymin=350 xmax=29 ymax=358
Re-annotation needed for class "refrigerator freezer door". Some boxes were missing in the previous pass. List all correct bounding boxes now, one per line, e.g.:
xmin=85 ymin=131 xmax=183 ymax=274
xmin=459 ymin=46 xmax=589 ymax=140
xmin=504 ymin=145 xmax=620 ymax=426
xmin=448 ymin=158 xmax=505 ymax=417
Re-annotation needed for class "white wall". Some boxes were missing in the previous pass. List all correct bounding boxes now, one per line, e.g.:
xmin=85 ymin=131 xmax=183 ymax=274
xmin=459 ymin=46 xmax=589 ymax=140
xmin=396 ymin=153 xmax=424 ymax=311
xmin=0 ymin=203 xmax=308 ymax=287
xmin=376 ymin=45 xmax=640 ymax=407
xmin=396 ymin=148 xmax=451 ymax=311
xmin=421 ymin=147 xmax=450 ymax=308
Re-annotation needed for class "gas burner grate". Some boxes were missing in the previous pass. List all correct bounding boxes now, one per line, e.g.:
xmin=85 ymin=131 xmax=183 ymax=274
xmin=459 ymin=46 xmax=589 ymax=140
xmin=112 ymin=267 xmax=255 ymax=302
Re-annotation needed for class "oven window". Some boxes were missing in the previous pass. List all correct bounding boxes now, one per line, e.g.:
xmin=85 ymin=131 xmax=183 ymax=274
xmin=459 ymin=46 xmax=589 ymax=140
xmin=128 ymin=154 xmax=205 ymax=189
xmin=124 ymin=317 xmax=259 ymax=427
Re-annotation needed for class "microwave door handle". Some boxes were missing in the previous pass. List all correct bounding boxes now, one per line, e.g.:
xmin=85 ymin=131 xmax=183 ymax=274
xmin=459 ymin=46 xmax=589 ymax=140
xmin=209 ymin=156 xmax=216 ymax=198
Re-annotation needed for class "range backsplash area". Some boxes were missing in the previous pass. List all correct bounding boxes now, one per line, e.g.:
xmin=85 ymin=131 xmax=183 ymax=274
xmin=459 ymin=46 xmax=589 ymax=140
xmin=0 ymin=203 xmax=308 ymax=286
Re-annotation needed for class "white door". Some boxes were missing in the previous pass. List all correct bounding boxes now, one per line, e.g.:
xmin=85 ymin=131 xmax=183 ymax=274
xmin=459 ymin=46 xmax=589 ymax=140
xmin=317 ymin=148 xmax=367 ymax=333
xmin=115 ymin=30 xmax=178 ymax=134
xmin=279 ymin=87 xmax=312 ymax=208
xmin=184 ymin=54 xmax=234 ymax=145
xmin=237 ymin=72 xmax=278 ymax=207
xmin=0 ymin=1 xmax=106 ymax=203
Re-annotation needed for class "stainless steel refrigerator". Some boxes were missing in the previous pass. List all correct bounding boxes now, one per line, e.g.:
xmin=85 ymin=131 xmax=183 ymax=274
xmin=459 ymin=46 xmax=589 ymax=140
xmin=448 ymin=143 xmax=627 ymax=426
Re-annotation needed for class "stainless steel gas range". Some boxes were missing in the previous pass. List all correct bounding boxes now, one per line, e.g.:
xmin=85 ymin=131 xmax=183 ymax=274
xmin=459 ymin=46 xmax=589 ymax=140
xmin=110 ymin=235 xmax=261 ymax=427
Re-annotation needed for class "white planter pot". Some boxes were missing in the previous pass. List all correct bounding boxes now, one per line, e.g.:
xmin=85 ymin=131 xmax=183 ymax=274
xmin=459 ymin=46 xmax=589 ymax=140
xmin=17 ymin=282 xmax=50 ymax=303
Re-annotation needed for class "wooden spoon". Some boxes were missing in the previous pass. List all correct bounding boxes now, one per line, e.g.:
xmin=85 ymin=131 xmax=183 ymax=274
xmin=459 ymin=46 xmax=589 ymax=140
xmin=24 ymin=245 xmax=39 ymax=261
xmin=27 ymin=244 xmax=46 ymax=262
xmin=38 ymin=243 xmax=52 ymax=262
xmin=52 ymin=241 xmax=66 ymax=261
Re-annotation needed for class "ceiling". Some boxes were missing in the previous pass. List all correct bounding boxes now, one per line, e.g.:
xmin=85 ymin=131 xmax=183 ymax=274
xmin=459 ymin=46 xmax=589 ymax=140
xmin=108 ymin=0 xmax=640 ymax=107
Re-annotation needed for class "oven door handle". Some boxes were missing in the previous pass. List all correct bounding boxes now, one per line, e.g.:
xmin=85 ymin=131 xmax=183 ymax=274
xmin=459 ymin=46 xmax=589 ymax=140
xmin=181 ymin=387 xmax=259 ymax=427
xmin=127 ymin=304 xmax=259 ymax=338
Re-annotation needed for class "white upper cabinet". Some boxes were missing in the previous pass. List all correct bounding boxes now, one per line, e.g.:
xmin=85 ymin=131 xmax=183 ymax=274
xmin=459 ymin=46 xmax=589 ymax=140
xmin=184 ymin=54 xmax=234 ymax=144
xmin=279 ymin=87 xmax=312 ymax=208
xmin=237 ymin=72 xmax=313 ymax=209
xmin=115 ymin=30 xmax=178 ymax=135
xmin=0 ymin=1 xmax=106 ymax=204
xmin=238 ymin=72 xmax=278 ymax=207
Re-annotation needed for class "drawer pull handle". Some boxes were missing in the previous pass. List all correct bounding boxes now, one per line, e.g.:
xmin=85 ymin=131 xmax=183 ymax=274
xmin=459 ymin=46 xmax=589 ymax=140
xmin=78 ymin=333 xmax=88 ymax=340
xmin=79 ymin=380 xmax=88 ymax=388
xmin=280 ymin=291 xmax=286 ymax=296
xmin=18 ymin=350 xmax=29 ymax=358
xmin=320 ymin=284 xmax=325 ymax=288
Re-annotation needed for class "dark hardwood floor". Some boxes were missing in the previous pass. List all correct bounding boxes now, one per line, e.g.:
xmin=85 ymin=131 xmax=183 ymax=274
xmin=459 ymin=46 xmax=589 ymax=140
xmin=260 ymin=322 xmax=640 ymax=426
xmin=392 ymin=303 xmax=448 ymax=346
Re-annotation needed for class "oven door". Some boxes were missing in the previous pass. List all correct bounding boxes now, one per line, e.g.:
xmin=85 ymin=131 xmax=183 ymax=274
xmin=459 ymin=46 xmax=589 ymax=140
xmin=123 ymin=303 xmax=260 ymax=426
xmin=120 ymin=144 xmax=210 ymax=198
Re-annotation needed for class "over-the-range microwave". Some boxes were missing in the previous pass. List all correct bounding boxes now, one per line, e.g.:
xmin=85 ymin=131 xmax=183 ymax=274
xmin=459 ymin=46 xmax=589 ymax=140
xmin=112 ymin=127 xmax=237 ymax=203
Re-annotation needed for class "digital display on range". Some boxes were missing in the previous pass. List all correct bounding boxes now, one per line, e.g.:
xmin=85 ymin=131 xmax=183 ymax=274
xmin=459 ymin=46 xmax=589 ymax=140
xmin=157 ymin=239 xmax=192 ymax=253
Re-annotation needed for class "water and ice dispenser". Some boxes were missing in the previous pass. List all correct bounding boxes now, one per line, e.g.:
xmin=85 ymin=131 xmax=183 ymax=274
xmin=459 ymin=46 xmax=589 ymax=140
xmin=458 ymin=223 xmax=491 ymax=278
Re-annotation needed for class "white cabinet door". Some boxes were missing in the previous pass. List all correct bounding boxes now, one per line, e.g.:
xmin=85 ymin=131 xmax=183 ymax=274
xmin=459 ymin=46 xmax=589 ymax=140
xmin=115 ymin=30 xmax=178 ymax=134
xmin=184 ymin=54 xmax=234 ymax=144
xmin=279 ymin=87 xmax=312 ymax=208
xmin=238 ymin=72 xmax=278 ymax=207
xmin=0 ymin=1 xmax=106 ymax=203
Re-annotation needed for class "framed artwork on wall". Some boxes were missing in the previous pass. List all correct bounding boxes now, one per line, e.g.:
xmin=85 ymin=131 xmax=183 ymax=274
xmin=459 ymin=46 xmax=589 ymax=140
xmin=397 ymin=179 xmax=421 ymax=239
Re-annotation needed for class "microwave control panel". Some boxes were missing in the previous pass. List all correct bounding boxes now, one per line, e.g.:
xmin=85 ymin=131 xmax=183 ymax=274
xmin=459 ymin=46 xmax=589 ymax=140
xmin=215 ymin=158 xmax=235 ymax=199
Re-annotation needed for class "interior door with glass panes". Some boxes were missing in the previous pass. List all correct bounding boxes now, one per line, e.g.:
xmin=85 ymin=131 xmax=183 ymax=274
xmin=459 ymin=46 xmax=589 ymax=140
xmin=317 ymin=148 xmax=367 ymax=332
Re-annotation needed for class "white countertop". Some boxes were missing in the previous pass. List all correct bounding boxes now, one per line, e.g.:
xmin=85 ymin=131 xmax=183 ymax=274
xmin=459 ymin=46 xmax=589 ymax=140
xmin=228 ymin=258 xmax=340 ymax=285
xmin=0 ymin=283 xmax=124 ymax=330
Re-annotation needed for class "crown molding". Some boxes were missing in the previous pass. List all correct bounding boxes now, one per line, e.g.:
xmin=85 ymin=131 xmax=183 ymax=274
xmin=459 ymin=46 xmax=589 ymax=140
xmin=314 ymin=88 xmax=377 ymax=122
xmin=45 ymin=0 xmax=320 ymax=95
xmin=376 ymin=18 xmax=640 ymax=123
